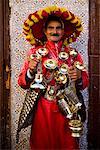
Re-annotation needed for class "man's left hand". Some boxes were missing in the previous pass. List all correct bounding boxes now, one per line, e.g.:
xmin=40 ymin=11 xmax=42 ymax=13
xmin=68 ymin=65 xmax=82 ymax=82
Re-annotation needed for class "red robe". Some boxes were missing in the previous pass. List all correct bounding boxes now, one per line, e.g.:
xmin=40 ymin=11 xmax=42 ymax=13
xmin=18 ymin=40 xmax=89 ymax=150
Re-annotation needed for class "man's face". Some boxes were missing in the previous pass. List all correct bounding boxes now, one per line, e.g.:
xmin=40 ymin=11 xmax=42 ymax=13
xmin=44 ymin=21 xmax=64 ymax=42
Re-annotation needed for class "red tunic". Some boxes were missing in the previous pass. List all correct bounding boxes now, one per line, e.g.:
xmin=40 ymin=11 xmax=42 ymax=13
xmin=18 ymin=40 xmax=89 ymax=150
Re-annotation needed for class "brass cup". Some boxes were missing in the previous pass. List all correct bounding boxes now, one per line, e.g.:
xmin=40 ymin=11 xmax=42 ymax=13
xmin=69 ymin=119 xmax=83 ymax=137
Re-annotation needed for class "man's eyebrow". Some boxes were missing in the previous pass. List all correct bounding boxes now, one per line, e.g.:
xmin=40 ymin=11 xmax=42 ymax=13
xmin=47 ymin=26 xmax=54 ymax=28
xmin=47 ymin=25 xmax=62 ymax=28
xmin=56 ymin=26 xmax=62 ymax=29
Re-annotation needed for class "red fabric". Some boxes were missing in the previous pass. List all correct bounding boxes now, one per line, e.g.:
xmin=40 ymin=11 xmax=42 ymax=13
xmin=18 ymin=40 xmax=89 ymax=149
xmin=30 ymin=97 xmax=79 ymax=150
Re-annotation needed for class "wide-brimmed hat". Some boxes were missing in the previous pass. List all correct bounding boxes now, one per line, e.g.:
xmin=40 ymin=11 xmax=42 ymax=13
xmin=23 ymin=5 xmax=83 ymax=46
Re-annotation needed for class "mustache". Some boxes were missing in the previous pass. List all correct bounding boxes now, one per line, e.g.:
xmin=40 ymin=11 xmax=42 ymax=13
xmin=50 ymin=33 xmax=59 ymax=36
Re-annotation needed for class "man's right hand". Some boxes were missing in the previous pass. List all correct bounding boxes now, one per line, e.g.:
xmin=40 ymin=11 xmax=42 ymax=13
xmin=28 ymin=57 xmax=39 ymax=75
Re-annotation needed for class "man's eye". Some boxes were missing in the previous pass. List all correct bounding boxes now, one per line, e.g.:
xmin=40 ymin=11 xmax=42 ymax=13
xmin=47 ymin=27 xmax=54 ymax=29
xmin=56 ymin=26 xmax=62 ymax=29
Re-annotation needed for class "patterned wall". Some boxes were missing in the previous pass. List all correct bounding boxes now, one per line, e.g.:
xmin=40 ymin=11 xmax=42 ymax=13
xmin=10 ymin=0 xmax=89 ymax=149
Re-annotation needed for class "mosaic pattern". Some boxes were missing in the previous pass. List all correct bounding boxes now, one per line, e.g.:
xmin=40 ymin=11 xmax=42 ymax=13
xmin=10 ymin=0 xmax=89 ymax=149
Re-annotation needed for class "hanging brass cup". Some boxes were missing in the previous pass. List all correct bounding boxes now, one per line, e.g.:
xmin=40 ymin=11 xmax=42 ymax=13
xmin=44 ymin=59 xmax=58 ymax=70
xmin=74 ymin=61 xmax=86 ymax=71
xmin=69 ymin=119 xmax=83 ymax=137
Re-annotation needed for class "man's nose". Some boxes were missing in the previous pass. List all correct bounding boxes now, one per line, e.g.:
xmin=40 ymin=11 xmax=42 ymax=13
xmin=53 ymin=28 xmax=57 ymax=33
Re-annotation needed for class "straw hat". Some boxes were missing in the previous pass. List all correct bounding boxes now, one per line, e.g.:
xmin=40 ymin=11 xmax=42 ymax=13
xmin=23 ymin=5 xmax=83 ymax=46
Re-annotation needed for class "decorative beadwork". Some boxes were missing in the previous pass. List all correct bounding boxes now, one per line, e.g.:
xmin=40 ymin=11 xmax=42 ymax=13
xmin=10 ymin=0 xmax=89 ymax=149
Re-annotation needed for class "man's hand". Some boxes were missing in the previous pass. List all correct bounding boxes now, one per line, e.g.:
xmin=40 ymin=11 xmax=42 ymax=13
xmin=68 ymin=65 xmax=82 ymax=82
xmin=28 ymin=57 xmax=39 ymax=75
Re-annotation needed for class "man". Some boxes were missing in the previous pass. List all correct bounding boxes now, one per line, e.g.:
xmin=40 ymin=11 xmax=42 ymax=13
xmin=18 ymin=6 xmax=89 ymax=149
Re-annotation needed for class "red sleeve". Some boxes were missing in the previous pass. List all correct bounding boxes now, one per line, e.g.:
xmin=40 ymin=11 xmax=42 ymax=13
xmin=18 ymin=47 xmax=36 ymax=89
xmin=81 ymin=71 xmax=89 ymax=89
xmin=75 ymin=53 xmax=89 ymax=90
xmin=18 ymin=60 xmax=30 ymax=89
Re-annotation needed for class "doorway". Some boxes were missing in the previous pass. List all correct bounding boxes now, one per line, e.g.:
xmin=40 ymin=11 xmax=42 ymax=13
xmin=0 ymin=0 xmax=100 ymax=149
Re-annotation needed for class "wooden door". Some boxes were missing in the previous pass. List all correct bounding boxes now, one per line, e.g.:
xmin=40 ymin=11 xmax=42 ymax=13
xmin=88 ymin=0 xmax=100 ymax=149
xmin=0 ymin=0 xmax=11 ymax=149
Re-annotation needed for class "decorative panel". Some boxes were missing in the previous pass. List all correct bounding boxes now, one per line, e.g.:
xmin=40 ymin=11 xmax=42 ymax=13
xmin=10 ymin=0 xmax=89 ymax=149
